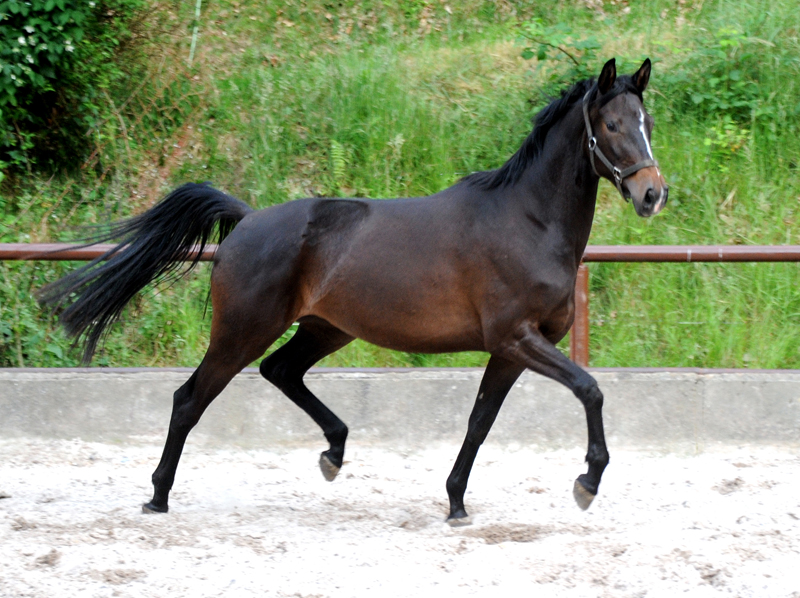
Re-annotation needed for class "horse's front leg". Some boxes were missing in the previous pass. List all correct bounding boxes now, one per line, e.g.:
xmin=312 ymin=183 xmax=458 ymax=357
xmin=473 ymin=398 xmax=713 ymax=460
xmin=499 ymin=322 xmax=609 ymax=510
xmin=446 ymin=355 xmax=525 ymax=524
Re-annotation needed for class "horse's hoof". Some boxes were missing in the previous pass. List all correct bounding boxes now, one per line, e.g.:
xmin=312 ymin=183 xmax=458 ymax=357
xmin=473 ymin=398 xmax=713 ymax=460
xmin=446 ymin=509 xmax=472 ymax=527
xmin=319 ymin=453 xmax=340 ymax=482
xmin=142 ymin=502 xmax=168 ymax=514
xmin=573 ymin=478 xmax=596 ymax=510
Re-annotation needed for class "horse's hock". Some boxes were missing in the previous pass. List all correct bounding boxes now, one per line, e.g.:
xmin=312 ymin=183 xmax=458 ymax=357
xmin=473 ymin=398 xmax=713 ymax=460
xmin=2 ymin=368 xmax=798 ymax=450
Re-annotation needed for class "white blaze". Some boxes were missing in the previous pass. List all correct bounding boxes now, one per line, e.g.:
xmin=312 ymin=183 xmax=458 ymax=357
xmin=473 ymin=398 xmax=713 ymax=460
xmin=638 ymin=109 xmax=654 ymax=160
xmin=638 ymin=109 xmax=666 ymax=211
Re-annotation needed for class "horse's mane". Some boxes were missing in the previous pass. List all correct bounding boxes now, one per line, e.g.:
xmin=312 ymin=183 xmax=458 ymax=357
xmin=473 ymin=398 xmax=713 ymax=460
xmin=463 ymin=75 xmax=641 ymax=190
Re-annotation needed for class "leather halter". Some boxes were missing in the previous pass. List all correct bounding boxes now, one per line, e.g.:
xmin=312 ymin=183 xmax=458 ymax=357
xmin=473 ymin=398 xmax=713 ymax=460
xmin=582 ymin=89 xmax=658 ymax=201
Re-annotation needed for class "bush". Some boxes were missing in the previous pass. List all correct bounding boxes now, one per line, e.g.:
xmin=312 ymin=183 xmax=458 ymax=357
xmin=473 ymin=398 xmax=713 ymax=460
xmin=0 ymin=0 xmax=147 ymax=175
xmin=657 ymin=27 xmax=762 ymax=124
xmin=519 ymin=17 xmax=602 ymax=88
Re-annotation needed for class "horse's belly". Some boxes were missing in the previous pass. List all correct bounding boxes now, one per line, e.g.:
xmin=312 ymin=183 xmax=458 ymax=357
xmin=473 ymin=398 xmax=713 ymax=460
xmin=355 ymin=321 xmax=485 ymax=353
xmin=309 ymin=296 xmax=485 ymax=353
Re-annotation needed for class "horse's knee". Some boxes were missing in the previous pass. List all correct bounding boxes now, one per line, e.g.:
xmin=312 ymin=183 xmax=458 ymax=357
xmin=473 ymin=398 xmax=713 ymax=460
xmin=465 ymin=425 xmax=491 ymax=447
xmin=574 ymin=376 xmax=603 ymax=411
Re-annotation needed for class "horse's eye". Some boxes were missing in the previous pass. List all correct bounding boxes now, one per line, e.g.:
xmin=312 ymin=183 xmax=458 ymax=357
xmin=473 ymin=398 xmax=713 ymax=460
xmin=606 ymin=121 xmax=617 ymax=133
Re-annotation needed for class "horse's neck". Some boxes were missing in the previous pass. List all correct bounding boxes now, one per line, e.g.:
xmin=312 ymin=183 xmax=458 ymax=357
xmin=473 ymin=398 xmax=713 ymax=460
xmin=519 ymin=107 xmax=599 ymax=259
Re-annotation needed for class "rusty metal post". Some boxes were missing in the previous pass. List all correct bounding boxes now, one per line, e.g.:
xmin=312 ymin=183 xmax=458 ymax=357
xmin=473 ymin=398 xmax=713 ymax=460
xmin=570 ymin=263 xmax=590 ymax=367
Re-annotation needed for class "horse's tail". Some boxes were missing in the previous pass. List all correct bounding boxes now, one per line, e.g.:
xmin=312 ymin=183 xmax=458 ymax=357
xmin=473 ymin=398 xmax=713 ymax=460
xmin=38 ymin=182 xmax=254 ymax=364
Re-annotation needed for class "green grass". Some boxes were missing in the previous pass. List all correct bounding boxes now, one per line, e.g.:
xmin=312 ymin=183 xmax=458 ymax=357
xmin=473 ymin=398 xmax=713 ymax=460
xmin=1 ymin=0 xmax=799 ymax=369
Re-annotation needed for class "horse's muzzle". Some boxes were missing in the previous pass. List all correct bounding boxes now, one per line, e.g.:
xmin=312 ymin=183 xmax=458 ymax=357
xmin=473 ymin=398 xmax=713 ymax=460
xmin=627 ymin=169 xmax=668 ymax=218
xmin=639 ymin=185 xmax=668 ymax=217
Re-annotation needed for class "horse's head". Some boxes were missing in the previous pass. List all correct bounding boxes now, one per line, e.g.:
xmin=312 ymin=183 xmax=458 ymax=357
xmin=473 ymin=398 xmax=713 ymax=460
xmin=584 ymin=58 xmax=668 ymax=217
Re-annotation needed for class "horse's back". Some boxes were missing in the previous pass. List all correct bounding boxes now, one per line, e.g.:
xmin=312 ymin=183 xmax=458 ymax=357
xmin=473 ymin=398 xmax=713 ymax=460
xmin=211 ymin=193 xmax=488 ymax=351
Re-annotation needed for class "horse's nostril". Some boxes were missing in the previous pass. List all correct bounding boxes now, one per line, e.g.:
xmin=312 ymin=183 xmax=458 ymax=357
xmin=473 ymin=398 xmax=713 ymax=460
xmin=643 ymin=188 xmax=655 ymax=207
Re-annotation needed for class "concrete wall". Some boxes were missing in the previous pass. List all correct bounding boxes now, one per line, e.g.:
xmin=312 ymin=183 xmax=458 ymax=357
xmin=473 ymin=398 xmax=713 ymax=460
xmin=1 ymin=368 xmax=799 ymax=452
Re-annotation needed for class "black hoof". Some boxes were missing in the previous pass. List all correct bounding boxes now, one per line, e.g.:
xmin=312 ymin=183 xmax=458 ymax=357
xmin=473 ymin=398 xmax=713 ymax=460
xmin=142 ymin=501 xmax=168 ymax=514
xmin=319 ymin=452 xmax=340 ymax=482
xmin=446 ymin=508 xmax=472 ymax=527
xmin=573 ymin=476 xmax=597 ymax=511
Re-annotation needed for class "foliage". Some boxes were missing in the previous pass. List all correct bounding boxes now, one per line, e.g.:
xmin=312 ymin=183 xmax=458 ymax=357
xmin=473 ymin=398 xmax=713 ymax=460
xmin=1 ymin=0 xmax=799 ymax=369
xmin=519 ymin=17 xmax=602 ymax=90
xmin=0 ymin=0 xmax=147 ymax=174
xmin=701 ymin=115 xmax=750 ymax=173
xmin=657 ymin=27 xmax=762 ymax=123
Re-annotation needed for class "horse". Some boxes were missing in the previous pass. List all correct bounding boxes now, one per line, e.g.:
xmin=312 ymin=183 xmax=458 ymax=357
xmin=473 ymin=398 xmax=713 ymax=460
xmin=40 ymin=58 xmax=667 ymax=523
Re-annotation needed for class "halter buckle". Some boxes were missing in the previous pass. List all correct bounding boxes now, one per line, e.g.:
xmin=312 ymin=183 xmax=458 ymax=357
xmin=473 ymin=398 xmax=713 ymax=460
xmin=612 ymin=167 xmax=622 ymax=184
xmin=588 ymin=137 xmax=597 ymax=151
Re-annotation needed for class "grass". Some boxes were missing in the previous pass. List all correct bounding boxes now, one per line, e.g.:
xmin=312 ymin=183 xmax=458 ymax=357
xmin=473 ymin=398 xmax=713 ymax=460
xmin=1 ymin=0 xmax=799 ymax=369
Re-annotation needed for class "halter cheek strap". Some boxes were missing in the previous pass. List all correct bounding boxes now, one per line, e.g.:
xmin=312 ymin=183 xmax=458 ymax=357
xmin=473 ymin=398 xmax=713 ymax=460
xmin=582 ymin=89 xmax=658 ymax=201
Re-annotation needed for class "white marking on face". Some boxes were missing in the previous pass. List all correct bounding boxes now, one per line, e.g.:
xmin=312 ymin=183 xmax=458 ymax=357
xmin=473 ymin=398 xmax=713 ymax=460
xmin=653 ymin=190 xmax=666 ymax=214
xmin=638 ymin=109 xmax=654 ymax=160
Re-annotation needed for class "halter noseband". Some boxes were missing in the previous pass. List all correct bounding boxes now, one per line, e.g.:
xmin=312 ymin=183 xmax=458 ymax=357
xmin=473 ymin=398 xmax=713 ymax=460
xmin=582 ymin=89 xmax=658 ymax=201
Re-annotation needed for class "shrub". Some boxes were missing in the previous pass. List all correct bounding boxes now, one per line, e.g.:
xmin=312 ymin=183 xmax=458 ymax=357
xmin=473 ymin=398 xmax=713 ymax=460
xmin=0 ymin=0 xmax=147 ymax=175
xmin=657 ymin=27 xmax=762 ymax=123
xmin=519 ymin=17 xmax=602 ymax=88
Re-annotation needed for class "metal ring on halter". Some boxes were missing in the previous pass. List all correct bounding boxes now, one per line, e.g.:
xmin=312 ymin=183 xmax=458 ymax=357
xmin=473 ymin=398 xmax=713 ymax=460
xmin=588 ymin=137 xmax=597 ymax=151
xmin=612 ymin=167 xmax=622 ymax=184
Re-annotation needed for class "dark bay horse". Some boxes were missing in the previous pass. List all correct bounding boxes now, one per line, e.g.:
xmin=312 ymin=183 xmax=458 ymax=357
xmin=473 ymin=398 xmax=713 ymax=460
xmin=40 ymin=58 xmax=667 ymax=523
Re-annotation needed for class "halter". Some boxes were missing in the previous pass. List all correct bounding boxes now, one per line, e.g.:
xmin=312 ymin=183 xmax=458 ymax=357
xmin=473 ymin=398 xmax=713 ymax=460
xmin=582 ymin=89 xmax=658 ymax=201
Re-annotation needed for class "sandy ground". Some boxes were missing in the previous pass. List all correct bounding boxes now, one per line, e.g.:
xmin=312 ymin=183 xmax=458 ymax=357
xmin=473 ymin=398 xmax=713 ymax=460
xmin=1 ymin=438 xmax=799 ymax=598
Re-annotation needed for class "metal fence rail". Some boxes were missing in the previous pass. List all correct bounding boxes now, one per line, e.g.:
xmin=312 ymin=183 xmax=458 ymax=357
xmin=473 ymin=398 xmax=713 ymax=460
xmin=3 ymin=243 xmax=800 ymax=367
xmin=0 ymin=243 xmax=215 ymax=261
xmin=573 ymin=245 xmax=800 ymax=366
xmin=583 ymin=245 xmax=800 ymax=262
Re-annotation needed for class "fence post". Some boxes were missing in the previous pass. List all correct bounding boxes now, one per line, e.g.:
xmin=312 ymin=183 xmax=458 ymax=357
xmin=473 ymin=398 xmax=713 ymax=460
xmin=570 ymin=263 xmax=590 ymax=367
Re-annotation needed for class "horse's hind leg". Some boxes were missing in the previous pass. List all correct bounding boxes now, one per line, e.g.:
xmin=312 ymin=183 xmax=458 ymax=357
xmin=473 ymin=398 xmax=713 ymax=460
xmin=259 ymin=318 xmax=354 ymax=481
xmin=143 ymin=319 xmax=287 ymax=514
xmin=446 ymin=355 xmax=525 ymax=524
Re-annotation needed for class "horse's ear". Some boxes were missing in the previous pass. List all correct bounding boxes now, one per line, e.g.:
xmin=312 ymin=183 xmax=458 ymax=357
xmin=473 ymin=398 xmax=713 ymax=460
xmin=633 ymin=58 xmax=651 ymax=93
xmin=597 ymin=58 xmax=616 ymax=95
